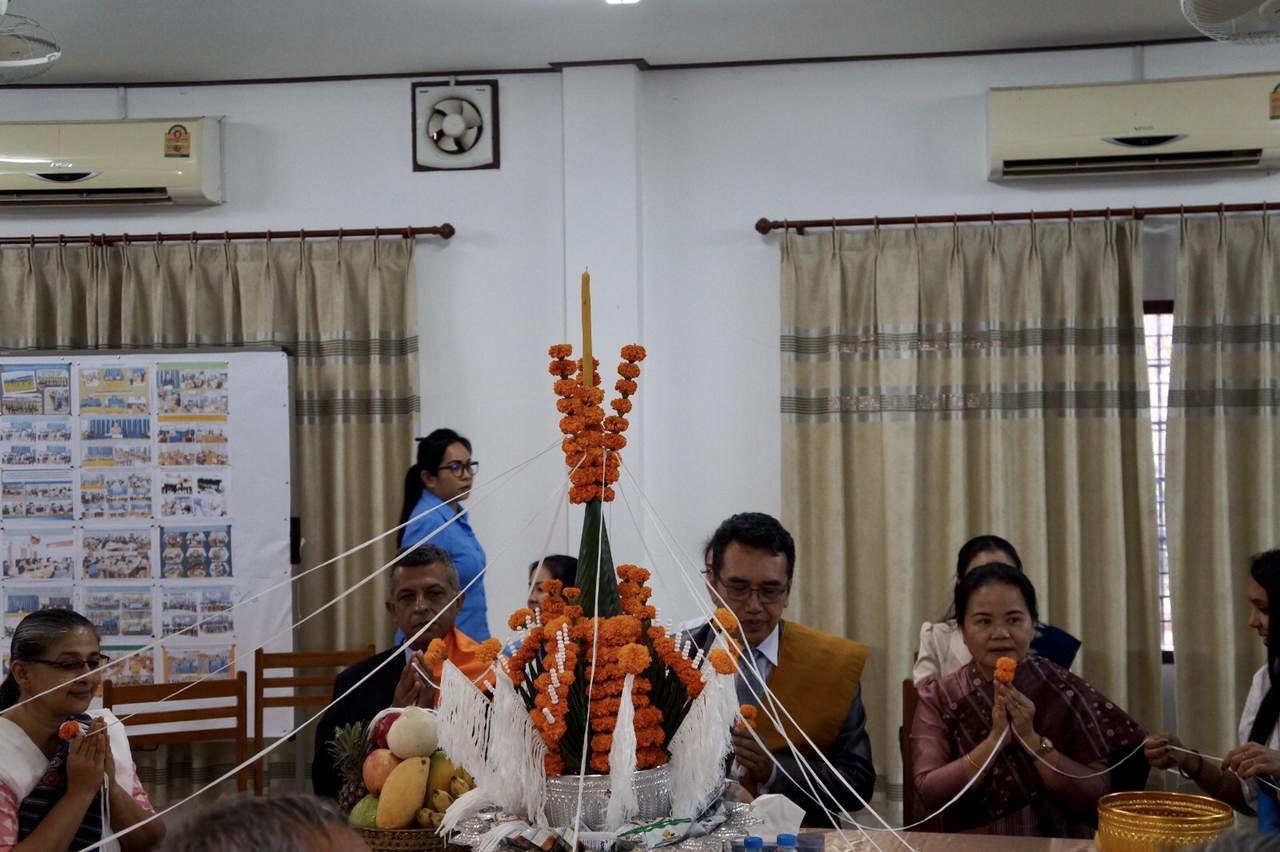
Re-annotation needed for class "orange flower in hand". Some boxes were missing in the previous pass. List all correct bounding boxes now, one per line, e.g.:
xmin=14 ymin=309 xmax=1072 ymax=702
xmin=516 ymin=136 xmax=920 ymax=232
xmin=424 ymin=638 xmax=448 ymax=669
xmin=58 ymin=720 xmax=82 ymax=741
xmin=995 ymin=656 xmax=1017 ymax=685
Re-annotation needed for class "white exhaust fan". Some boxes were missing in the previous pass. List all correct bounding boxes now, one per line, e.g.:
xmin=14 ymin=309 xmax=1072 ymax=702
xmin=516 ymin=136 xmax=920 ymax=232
xmin=0 ymin=0 xmax=61 ymax=83
xmin=1183 ymin=0 xmax=1280 ymax=43
xmin=411 ymin=80 xmax=499 ymax=171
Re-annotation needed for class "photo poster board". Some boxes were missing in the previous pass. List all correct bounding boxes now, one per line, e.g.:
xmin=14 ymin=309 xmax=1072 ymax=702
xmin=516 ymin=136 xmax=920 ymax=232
xmin=0 ymin=351 xmax=293 ymax=737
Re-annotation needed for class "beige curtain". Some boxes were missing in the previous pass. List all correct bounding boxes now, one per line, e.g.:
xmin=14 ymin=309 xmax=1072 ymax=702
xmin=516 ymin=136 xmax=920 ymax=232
xmin=780 ymin=220 xmax=1161 ymax=809
xmin=1168 ymin=215 xmax=1280 ymax=762
xmin=0 ymin=237 xmax=418 ymax=801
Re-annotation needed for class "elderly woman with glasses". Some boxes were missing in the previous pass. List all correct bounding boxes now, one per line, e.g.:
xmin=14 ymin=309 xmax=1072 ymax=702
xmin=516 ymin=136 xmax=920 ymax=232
xmin=398 ymin=428 xmax=490 ymax=640
xmin=0 ymin=609 xmax=164 ymax=851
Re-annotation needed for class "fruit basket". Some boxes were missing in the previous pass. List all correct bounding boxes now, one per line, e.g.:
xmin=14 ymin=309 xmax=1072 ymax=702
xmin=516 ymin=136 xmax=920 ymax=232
xmin=328 ymin=706 xmax=476 ymax=837
xmin=357 ymin=827 xmax=446 ymax=852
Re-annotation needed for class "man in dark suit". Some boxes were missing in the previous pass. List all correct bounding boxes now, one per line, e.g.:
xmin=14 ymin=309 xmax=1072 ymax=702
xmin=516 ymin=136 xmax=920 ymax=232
xmin=312 ymin=542 xmax=470 ymax=799
xmin=690 ymin=512 xmax=876 ymax=826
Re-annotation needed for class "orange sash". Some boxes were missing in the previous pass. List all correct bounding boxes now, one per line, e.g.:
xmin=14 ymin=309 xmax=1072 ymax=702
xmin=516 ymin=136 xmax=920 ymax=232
xmin=753 ymin=621 xmax=870 ymax=755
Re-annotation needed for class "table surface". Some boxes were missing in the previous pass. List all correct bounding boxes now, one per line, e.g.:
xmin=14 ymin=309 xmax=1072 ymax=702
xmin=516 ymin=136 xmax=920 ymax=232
xmin=825 ymin=831 xmax=1095 ymax=851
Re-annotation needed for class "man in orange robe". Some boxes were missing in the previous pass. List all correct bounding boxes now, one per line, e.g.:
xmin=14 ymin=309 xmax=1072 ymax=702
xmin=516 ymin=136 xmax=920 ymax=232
xmin=312 ymin=542 xmax=488 ymax=799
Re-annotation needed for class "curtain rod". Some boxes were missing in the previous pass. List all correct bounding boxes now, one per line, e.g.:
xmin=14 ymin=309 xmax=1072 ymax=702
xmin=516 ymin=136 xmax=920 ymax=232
xmin=754 ymin=203 xmax=1276 ymax=235
xmin=0 ymin=224 xmax=455 ymax=247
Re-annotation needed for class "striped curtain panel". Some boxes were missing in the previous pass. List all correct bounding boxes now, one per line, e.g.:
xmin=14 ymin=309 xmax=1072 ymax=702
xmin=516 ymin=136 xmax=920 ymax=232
xmin=0 ymin=237 xmax=418 ymax=800
xmin=1168 ymin=214 xmax=1280 ymax=761
xmin=780 ymin=220 xmax=1161 ymax=810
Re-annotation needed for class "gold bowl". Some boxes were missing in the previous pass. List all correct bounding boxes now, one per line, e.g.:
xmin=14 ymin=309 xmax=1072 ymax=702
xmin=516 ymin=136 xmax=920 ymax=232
xmin=1096 ymin=791 xmax=1234 ymax=850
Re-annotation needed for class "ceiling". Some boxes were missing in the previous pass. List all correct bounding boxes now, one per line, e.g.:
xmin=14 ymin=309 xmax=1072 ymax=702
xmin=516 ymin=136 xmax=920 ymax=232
xmin=15 ymin=0 xmax=1204 ymax=86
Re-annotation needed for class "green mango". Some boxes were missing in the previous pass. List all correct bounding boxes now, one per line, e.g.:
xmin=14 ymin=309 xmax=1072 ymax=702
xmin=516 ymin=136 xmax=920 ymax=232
xmin=347 ymin=794 xmax=380 ymax=829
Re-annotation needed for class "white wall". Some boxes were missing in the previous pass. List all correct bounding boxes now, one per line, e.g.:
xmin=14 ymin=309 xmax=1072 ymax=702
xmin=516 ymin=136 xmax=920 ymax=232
xmin=3 ymin=40 xmax=1280 ymax=638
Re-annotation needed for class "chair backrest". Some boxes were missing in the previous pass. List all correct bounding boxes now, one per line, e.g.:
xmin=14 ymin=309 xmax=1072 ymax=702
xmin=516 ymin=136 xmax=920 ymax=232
xmin=102 ymin=670 xmax=249 ymax=791
xmin=900 ymin=678 xmax=919 ymax=824
xmin=252 ymin=645 xmax=374 ymax=794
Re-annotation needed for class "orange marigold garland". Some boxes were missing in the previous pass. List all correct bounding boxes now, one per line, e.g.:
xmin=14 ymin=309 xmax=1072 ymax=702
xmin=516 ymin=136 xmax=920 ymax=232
xmin=548 ymin=344 xmax=645 ymax=503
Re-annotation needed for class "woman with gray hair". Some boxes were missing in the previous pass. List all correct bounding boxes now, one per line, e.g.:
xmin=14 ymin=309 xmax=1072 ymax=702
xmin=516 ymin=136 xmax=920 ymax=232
xmin=0 ymin=608 xmax=164 ymax=851
xmin=158 ymin=795 xmax=366 ymax=851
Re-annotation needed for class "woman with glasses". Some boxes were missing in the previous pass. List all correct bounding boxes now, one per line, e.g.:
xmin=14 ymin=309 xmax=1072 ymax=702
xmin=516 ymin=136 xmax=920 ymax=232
xmin=398 ymin=428 xmax=490 ymax=640
xmin=0 ymin=609 xmax=164 ymax=851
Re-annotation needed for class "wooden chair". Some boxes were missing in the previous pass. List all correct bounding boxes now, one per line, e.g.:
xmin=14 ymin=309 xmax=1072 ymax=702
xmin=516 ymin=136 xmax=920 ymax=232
xmin=899 ymin=677 xmax=938 ymax=831
xmin=102 ymin=670 xmax=250 ymax=792
xmin=252 ymin=645 xmax=375 ymax=794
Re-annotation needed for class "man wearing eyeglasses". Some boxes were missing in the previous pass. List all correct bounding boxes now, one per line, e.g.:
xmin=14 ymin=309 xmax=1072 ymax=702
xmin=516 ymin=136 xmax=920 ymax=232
xmin=690 ymin=512 xmax=874 ymax=826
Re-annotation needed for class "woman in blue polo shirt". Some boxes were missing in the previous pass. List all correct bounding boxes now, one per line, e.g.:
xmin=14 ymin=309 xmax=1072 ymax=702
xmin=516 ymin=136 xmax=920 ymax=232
xmin=397 ymin=428 xmax=489 ymax=640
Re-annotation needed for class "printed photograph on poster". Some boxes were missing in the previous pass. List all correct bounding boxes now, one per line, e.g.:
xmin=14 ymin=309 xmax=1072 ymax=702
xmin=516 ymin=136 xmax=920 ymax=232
xmin=160 ymin=525 xmax=231 ymax=578
xmin=162 ymin=586 xmax=234 ymax=637
xmin=84 ymin=587 xmax=154 ymax=638
xmin=157 ymin=423 xmax=229 ymax=467
xmin=163 ymin=645 xmax=235 ymax=682
xmin=80 ymin=470 xmax=152 ymax=519
xmin=0 ymin=418 xmax=72 ymax=466
xmin=2 ymin=529 xmax=75 ymax=579
xmin=80 ymin=417 xmax=152 ymax=466
xmin=4 ymin=585 xmax=74 ymax=636
xmin=82 ymin=529 xmax=154 ymax=580
xmin=160 ymin=588 xmax=199 ymax=636
xmin=156 ymin=363 xmax=229 ymax=421
xmin=160 ymin=471 xmax=228 ymax=519
xmin=100 ymin=646 xmax=156 ymax=687
xmin=78 ymin=366 xmax=149 ymax=415
xmin=0 ymin=365 xmax=70 ymax=416
xmin=1 ymin=470 xmax=74 ymax=521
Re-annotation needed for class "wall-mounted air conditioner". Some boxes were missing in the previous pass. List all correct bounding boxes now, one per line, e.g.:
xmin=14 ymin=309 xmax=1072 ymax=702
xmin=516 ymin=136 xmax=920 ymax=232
xmin=0 ymin=116 xmax=222 ymax=205
xmin=988 ymin=72 xmax=1280 ymax=180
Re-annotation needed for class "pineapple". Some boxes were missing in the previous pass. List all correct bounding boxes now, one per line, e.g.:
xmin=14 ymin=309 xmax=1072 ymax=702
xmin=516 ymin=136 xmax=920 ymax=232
xmin=328 ymin=721 xmax=369 ymax=815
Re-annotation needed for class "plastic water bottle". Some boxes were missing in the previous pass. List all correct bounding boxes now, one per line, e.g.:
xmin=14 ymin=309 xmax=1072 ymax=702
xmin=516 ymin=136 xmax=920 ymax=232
xmin=776 ymin=835 xmax=798 ymax=852
xmin=744 ymin=837 xmax=765 ymax=852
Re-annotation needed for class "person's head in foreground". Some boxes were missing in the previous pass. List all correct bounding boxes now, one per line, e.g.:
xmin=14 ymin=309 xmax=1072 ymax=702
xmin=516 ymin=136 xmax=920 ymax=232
xmin=158 ymin=794 xmax=368 ymax=852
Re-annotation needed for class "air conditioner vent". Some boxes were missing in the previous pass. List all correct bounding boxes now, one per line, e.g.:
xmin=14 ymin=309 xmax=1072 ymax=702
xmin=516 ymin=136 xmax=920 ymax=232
xmin=1001 ymin=148 xmax=1264 ymax=178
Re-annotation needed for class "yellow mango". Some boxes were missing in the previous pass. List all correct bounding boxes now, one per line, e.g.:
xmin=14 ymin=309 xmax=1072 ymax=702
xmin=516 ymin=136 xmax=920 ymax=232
xmin=375 ymin=756 xmax=431 ymax=829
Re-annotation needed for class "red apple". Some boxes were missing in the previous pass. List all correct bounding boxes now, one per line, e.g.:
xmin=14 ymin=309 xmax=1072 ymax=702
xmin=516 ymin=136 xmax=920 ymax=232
xmin=362 ymin=748 xmax=402 ymax=794
xmin=370 ymin=710 xmax=401 ymax=749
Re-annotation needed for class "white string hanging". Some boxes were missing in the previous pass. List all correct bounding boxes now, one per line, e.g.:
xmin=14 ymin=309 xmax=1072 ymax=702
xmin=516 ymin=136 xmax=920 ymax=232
xmin=77 ymin=447 xmax=578 ymax=852
xmin=12 ymin=438 xmax=562 ymax=718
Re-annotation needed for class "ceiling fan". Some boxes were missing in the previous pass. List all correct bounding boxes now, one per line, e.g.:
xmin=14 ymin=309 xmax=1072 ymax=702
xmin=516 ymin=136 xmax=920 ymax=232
xmin=1182 ymin=0 xmax=1280 ymax=43
xmin=0 ymin=0 xmax=61 ymax=83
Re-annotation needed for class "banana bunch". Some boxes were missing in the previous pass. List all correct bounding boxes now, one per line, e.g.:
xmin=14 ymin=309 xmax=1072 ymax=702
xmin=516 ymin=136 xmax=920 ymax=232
xmin=414 ymin=752 xmax=477 ymax=829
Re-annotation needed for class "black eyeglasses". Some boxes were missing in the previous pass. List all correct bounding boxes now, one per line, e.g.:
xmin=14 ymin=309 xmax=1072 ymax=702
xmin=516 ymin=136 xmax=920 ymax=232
xmin=24 ymin=655 xmax=111 ymax=673
xmin=715 ymin=578 xmax=789 ymax=605
xmin=437 ymin=461 xmax=479 ymax=477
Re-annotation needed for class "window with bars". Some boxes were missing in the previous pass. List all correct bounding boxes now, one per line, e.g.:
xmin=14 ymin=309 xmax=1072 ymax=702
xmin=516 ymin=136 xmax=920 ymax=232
xmin=1144 ymin=308 xmax=1174 ymax=653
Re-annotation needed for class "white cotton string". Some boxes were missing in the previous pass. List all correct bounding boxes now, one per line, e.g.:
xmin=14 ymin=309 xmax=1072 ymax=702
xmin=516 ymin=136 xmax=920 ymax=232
xmin=568 ymin=447 xmax=609 ymax=848
xmin=13 ymin=438 xmax=563 ymax=716
xmin=83 ymin=438 xmax=562 ymax=742
xmin=612 ymin=472 xmax=895 ymax=852
xmin=1010 ymin=725 xmax=1149 ymax=780
xmin=1168 ymin=745 xmax=1280 ymax=794
xmin=612 ymin=475 xmax=882 ymax=851
xmin=77 ymin=451 xmax=577 ymax=852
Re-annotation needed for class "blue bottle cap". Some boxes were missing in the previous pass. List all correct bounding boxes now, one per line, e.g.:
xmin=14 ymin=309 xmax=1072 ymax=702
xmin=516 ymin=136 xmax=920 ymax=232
xmin=776 ymin=835 xmax=798 ymax=848
xmin=744 ymin=838 xmax=765 ymax=849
